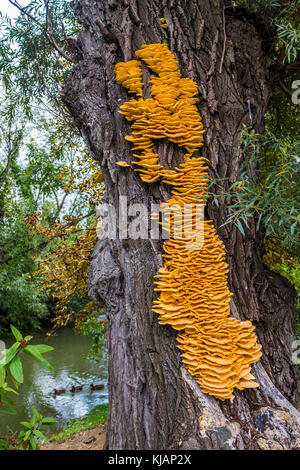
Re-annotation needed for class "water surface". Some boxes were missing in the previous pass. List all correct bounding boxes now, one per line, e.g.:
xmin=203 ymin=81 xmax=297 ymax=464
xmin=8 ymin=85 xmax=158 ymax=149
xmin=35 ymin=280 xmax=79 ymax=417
xmin=0 ymin=327 xmax=108 ymax=435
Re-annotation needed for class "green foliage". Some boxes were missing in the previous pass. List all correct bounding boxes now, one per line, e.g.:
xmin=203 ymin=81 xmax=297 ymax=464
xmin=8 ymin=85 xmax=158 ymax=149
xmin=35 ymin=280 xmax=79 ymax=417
xmin=78 ymin=315 xmax=107 ymax=363
xmin=267 ymin=86 xmax=300 ymax=140
xmin=0 ymin=87 xmax=99 ymax=334
xmin=0 ymin=273 xmax=50 ymax=337
xmin=209 ymin=126 xmax=300 ymax=254
xmin=277 ymin=262 xmax=300 ymax=338
xmin=0 ymin=325 xmax=54 ymax=410
xmin=0 ymin=0 xmax=78 ymax=118
xmin=48 ymin=404 xmax=108 ymax=443
xmin=277 ymin=20 xmax=300 ymax=63
xmin=231 ymin=1 xmax=300 ymax=64
xmin=0 ymin=325 xmax=57 ymax=450
xmin=0 ymin=101 xmax=49 ymax=334
xmin=219 ymin=1 xmax=300 ymax=324
xmin=18 ymin=407 xmax=57 ymax=450
xmin=209 ymin=126 xmax=300 ymax=331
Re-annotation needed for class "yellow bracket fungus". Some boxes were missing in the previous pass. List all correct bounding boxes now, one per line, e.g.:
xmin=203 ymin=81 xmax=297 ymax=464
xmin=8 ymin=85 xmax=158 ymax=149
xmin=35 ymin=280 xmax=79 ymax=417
xmin=160 ymin=17 xmax=168 ymax=28
xmin=116 ymin=161 xmax=131 ymax=167
xmin=114 ymin=44 xmax=262 ymax=401
xmin=114 ymin=60 xmax=144 ymax=97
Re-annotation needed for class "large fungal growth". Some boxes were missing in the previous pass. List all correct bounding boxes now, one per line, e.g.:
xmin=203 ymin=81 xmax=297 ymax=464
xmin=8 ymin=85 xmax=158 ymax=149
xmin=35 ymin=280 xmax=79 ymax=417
xmin=114 ymin=43 xmax=262 ymax=400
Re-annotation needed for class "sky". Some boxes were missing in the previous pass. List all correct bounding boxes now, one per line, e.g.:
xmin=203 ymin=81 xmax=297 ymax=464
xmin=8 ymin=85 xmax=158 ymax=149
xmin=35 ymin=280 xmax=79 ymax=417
xmin=1 ymin=1 xmax=30 ymax=19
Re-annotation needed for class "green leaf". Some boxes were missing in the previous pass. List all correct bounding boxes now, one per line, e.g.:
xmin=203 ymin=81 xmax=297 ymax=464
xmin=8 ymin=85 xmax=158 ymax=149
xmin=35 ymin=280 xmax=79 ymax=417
xmin=9 ymin=356 xmax=24 ymax=384
xmin=0 ymin=343 xmax=19 ymax=366
xmin=265 ymin=226 xmax=271 ymax=236
xmin=2 ymin=384 xmax=19 ymax=395
xmin=10 ymin=325 xmax=23 ymax=341
xmin=236 ymin=220 xmax=245 ymax=237
xmin=34 ymin=345 xmax=54 ymax=354
xmin=32 ymin=407 xmax=42 ymax=421
xmin=41 ymin=417 xmax=57 ymax=425
xmin=24 ymin=336 xmax=33 ymax=341
xmin=34 ymin=429 xmax=46 ymax=440
xmin=23 ymin=345 xmax=54 ymax=372
xmin=20 ymin=421 xmax=32 ymax=429
xmin=24 ymin=430 xmax=31 ymax=440
xmin=290 ymin=220 xmax=297 ymax=236
xmin=0 ymin=366 xmax=5 ymax=387
xmin=29 ymin=435 xmax=37 ymax=450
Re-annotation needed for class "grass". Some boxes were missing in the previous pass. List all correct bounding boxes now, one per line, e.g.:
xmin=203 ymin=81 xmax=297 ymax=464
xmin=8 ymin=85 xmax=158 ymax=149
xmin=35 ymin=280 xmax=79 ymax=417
xmin=47 ymin=403 xmax=108 ymax=443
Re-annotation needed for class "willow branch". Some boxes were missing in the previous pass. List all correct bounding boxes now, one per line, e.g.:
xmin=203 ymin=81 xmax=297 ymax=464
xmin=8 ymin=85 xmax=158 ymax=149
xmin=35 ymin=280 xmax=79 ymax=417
xmin=8 ymin=0 xmax=78 ymax=63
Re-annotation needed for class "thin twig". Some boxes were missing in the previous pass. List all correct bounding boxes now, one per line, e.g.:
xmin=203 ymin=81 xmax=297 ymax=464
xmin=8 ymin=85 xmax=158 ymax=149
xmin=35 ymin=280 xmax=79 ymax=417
xmin=279 ymin=80 xmax=293 ymax=97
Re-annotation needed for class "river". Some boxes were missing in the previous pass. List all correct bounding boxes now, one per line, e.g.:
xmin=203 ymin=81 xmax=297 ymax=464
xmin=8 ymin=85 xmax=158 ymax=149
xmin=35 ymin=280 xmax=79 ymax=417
xmin=0 ymin=326 xmax=108 ymax=435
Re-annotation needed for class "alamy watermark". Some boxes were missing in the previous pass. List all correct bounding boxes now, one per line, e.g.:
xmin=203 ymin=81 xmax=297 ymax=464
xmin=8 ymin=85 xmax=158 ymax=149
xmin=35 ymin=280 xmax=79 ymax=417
xmin=96 ymin=197 xmax=205 ymax=250
xmin=291 ymin=340 xmax=300 ymax=365
xmin=0 ymin=340 xmax=5 ymax=363
xmin=292 ymin=80 xmax=300 ymax=105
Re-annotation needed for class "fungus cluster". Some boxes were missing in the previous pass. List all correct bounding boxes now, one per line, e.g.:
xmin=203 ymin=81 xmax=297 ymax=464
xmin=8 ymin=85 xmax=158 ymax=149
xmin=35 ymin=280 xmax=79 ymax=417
xmin=114 ymin=60 xmax=144 ymax=97
xmin=114 ymin=44 xmax=262 ymax=400
xmin=117 ymin=44 xmax=205 ymax=182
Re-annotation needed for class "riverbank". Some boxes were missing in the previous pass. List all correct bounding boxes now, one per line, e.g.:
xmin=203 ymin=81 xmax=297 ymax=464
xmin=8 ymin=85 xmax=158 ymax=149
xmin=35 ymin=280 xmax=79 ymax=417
xmin=0 ymin=326 xmax=108 ymax=435
xmin=41 ymin=423 xmax=107 ymax=450
xmin=41 ymin=404 xmax=108 ymax=451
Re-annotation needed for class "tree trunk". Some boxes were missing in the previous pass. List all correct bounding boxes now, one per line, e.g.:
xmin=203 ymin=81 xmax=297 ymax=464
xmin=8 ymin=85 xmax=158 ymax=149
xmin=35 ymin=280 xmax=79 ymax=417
xmin=63 ymin=0 xmax=300 ymax=450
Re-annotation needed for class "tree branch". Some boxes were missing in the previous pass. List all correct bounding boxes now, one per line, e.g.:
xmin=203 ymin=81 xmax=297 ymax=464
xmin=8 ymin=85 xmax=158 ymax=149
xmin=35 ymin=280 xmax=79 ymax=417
xmin=51 ymin=189 xmax=68 ymax=222
xmin=63 ymin=209 xmax=96 ymax=229
xmin=279 ymin=79 xmax=293 ymax=97
xmin=8 ymin=0 xmax=78 ymax=64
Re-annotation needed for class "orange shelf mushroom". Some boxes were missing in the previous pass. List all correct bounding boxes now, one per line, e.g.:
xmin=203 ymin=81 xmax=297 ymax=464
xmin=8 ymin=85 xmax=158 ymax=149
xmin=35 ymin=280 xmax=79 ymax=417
xmin=116 ymin=161 xmax=131 ymax=167
xmin=114 ymin=60 xmax=144 ymax=97
xmin=114 ymin=43 xmax=262 ymax=400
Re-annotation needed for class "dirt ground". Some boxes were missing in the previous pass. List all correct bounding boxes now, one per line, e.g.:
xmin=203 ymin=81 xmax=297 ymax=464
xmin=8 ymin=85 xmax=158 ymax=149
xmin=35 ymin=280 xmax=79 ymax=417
xmin=41 ymin=423 xmax=106 ymax=450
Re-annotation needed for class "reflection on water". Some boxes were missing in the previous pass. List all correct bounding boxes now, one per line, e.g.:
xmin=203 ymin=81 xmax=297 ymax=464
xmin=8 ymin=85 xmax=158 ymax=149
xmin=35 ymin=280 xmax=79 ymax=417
xmin=0 ymin=327 xmax=108 ymax=434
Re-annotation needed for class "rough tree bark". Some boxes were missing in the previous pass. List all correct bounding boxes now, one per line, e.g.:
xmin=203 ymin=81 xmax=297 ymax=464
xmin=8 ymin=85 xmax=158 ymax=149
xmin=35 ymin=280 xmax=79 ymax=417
xmin=63 ymin=0 xmax=300 ymax=450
